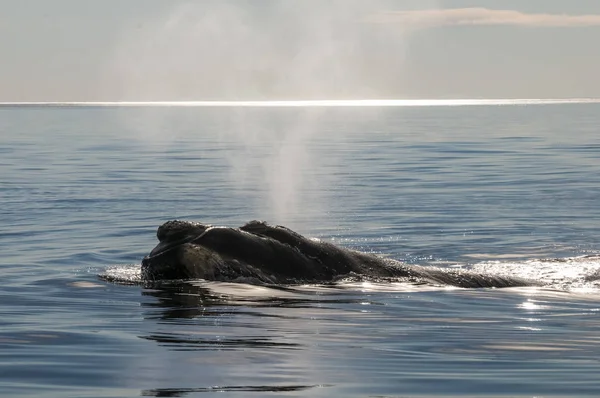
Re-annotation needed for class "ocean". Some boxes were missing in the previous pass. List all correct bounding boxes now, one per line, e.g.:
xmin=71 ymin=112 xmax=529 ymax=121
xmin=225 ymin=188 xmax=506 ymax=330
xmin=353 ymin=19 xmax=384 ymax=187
xmin=1 ymin=101 xmax=600 ymax=397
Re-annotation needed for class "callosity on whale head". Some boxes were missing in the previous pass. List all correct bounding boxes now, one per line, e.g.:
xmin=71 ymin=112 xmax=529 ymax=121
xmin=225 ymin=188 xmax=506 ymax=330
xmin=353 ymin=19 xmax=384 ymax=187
xmin=141 ymin=220 xmax=220 ymax=280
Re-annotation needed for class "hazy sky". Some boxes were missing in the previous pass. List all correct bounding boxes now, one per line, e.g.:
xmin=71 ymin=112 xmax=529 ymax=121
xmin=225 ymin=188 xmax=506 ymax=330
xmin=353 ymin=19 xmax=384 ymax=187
xmin=1 ymin=0 xmax=600 ymax=101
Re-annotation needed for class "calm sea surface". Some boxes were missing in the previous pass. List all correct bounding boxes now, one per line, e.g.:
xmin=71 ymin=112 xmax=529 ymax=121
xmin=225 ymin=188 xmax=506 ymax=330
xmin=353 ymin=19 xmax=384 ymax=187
xmin=1 ymin=103 xmax=600 ymax=397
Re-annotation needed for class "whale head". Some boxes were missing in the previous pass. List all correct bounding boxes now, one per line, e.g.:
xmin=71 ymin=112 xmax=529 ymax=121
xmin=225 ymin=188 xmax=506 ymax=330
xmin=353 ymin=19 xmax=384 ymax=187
xmin=141 ymin=220 xmax=222 ymax=281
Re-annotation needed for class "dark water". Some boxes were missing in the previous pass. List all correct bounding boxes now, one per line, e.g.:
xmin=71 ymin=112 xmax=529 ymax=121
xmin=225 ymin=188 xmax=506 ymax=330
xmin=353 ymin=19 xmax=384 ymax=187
xmin=2 ymin=103 xmax=600 ymax=397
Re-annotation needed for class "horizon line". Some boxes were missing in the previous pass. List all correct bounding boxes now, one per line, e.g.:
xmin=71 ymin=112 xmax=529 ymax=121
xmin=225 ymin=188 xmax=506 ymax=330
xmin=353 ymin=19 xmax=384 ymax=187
xmin=1 ymin=98 xmax=600 ymax=107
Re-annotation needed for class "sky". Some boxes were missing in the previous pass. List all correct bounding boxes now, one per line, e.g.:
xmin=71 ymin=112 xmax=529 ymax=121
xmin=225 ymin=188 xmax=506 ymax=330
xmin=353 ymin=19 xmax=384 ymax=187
xmin=1 ymin=0 xmax=600 ymax=101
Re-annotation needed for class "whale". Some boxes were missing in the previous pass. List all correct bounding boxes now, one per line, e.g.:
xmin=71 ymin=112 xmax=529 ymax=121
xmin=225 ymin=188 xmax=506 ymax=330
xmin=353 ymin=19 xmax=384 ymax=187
xmin=141 ymin=220 xmax=536 ymax=288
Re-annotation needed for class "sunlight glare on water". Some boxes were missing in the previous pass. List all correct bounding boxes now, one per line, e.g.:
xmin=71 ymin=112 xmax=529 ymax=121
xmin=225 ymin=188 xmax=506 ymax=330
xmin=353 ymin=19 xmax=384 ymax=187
xmin=470 ymin=255 xmax=600 ymax=291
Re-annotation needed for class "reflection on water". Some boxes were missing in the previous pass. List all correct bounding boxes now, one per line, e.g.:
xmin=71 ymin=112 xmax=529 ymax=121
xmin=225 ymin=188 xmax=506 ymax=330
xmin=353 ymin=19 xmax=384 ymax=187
xmin=127 ymin=280 xmax=600 ymax=397
xmin=142 ymin=384 xmax=329 ymax=397
xmin=141 ymin=283 xmax=224 ymax=319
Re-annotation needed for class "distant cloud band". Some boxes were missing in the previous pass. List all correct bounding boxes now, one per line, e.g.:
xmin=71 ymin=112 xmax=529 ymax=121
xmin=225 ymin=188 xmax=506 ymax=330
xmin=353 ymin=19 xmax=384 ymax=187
xmin=368 ymin=7 xmax=600 ymax=28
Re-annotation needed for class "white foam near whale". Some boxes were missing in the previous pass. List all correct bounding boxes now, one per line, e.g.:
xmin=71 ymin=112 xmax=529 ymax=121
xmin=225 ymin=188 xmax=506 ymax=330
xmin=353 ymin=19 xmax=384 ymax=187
xmin=100 ymin=264 xmax=142 ymax=284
